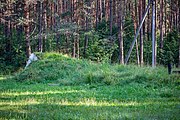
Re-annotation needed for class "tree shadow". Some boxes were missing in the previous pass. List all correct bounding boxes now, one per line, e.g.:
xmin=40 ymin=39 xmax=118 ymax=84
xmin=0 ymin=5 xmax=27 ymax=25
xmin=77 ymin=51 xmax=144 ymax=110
xmin=0 ymin=101 xmax=179 ymax=120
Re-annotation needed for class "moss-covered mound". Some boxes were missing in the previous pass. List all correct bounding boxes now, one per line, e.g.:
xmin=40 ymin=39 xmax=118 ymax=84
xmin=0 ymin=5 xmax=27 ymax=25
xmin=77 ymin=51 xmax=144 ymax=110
xmin=15 ymin=52 xmax=179 ymax=86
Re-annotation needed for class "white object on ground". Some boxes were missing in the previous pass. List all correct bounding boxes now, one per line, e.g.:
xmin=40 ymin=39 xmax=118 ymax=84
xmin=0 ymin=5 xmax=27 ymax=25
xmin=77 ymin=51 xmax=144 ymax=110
xmin=25 ymin=53 xmax=38 ymax=69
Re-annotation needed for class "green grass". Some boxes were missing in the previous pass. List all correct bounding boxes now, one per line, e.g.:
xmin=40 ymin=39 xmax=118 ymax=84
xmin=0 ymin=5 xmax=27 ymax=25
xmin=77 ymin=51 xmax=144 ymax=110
xmin=0 ymin=52 xmax=180 ymax=119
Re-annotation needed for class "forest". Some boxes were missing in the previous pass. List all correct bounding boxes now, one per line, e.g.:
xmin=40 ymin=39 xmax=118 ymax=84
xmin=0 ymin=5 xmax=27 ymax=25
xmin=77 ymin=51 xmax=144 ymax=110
xmin=0 ymin=0 xmax=179 ymax=73
xmin=0 ymin=0 xmax=180 ymax=119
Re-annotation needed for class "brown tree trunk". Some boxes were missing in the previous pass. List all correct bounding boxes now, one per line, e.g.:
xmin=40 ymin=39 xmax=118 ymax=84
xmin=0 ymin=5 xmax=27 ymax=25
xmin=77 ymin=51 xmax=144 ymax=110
xmin=164 ymin=0 xmax=167 ymax=36
xmin=83 ymin=1 xmax=90 ymax=58
xmin=43 ymin=0 xmax=48 ymax=52
xmin=38 ymin=1 xmax=43 ymax=52
xmin=96 ymin=0 xmax=99 ymax=29
xmin=72 ymin=37 xmax=76 ymax=58
xmin=109 ymin=0 xmax=113 ymax=38
xmin=55 ymin=0 xmax=60 ymax=52
xmin=24 ymin=3 xmax=31 ymax=58
xmin=99 ymin=0 xmax=102 ymax=21
xmin=160 ymin=0 xmax=164 ymax=49
xmin=77 ymin=34 xmax=80 ymax=59
xmin=130 ymin=1 xmax=140 ymax=65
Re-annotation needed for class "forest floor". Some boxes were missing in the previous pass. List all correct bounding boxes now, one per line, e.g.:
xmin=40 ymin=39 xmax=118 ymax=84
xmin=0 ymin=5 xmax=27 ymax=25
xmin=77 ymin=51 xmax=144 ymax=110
xmin=0 ymin=53 xmax=180 ymax=120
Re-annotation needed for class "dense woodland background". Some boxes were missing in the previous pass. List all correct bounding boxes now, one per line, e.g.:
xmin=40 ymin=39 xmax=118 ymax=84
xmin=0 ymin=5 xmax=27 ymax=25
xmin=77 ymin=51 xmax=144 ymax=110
xmin=0 ymin=0 xmax=180 ymax=73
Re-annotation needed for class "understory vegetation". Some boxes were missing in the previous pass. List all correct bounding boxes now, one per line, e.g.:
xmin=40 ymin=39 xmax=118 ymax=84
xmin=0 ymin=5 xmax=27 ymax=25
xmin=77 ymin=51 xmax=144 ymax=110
xmin=0 ymin=53 xmax=179 ymax=119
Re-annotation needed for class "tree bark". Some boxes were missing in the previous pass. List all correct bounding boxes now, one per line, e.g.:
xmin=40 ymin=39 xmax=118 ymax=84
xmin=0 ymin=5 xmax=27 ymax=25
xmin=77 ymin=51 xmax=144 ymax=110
xmin=139 ymin=0 xmax=144 ymax=66
xmin=43 ymin=0 xmax=48 ymax=52
xmin=109 ymin=0 xmax=113 ymax=39
xmin=118 ymin=0 xmax=124 ymax=64
xmin=96 ymin=0 xmax=99 ymax=30
xmin=152 ymin=0 xmax=156 ymax=67
xmin=83 ymin=1 xmax=90 ymax=58
xmin=55 ymin=0 xmax=60 ymax=52
xmin=24 ymin=3 xmax=31 ymax=58
xmin=130 ymin=1 xmax=140 ymax=65
xmin=38 ymin=1 xmax=43 ymax=52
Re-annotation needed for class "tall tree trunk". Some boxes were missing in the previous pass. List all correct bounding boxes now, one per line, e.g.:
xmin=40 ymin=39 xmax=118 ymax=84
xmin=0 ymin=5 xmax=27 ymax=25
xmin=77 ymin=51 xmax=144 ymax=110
xmin=38 ymin=1 xmax=43 ymax=52
xmin=118 ymin=0 xmax=124 ymax=64
xmin=139 ymin=0 xmax=144 ymax=65
xmin=73 ymin=37 xmax=76 ymax=58
xmin=102 ymin=0 xmax=105 ymax=18
xmin=155 ymin=0 xmax=157 ymax=65
xmin=83 ymin=1 xmax=90 ymax=58
xmin=179 ymin=38 xmax=180 ymax=68
xmin=169 ymin=0 xmax=172 ymax=32
xmin=24 ymin=3 xmax=31 ymax=58
xmin=178 ymin=0 xmax=180 ymax=68
xmin=105 ymin=0 xmax=109 ymax=21
xmin=152 ymin=0 xmax=156 ymax=67
xmin=96 ymin=0 xmax=99 ymax=30
xmin=55 ymin=0 xmax=60 ymax=52
xmin=130 ymin=1 xmax=140 ymax=65
xmin=99 ymin=0 xmax=102 ymax=21
xmin=147 ymin=0 xmax=150 ymax=42
xmin=109 ymin=0 xmax=113 ymax=39
xmin=160 ymin=0 xmax=164 ymax=49
xmin=164 ymin=0 xmax=167 ymax=36
xmin=76 ymin=34 xmax=80 ymax=59
xmin=43 ymin=0 xmax=48 ymax=52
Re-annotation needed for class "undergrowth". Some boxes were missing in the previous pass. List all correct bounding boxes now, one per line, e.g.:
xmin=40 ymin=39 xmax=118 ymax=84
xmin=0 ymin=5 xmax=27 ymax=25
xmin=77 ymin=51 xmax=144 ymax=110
xmin=15 ymin=52 xmax=179 ymax=87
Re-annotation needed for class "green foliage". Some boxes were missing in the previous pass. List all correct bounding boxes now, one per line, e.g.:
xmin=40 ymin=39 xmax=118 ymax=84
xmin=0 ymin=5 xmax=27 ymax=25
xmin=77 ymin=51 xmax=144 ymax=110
xmin=0 ymin=26 xmax=26 ymax=75
xmin=85 ymin=34 xmax=117 ymax=63
xmin=15 ymin=52 xmax=179 ymax=87
xmin=158 ymin=30 xmax=179 ymax=66
xmin=83 ymin=19 xmax=118 ymax=63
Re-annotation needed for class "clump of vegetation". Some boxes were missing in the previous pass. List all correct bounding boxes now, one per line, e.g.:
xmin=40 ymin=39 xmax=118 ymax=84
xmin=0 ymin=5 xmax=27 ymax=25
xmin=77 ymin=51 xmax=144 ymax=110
xmin=15 ymin=52 xmax=179 ymax=87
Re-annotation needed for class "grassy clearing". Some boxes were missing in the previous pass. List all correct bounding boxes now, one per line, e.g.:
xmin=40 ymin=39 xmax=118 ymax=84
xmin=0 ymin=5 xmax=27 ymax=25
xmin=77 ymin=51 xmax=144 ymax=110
xmin=0 ymin=53 xmax=180 ymax=119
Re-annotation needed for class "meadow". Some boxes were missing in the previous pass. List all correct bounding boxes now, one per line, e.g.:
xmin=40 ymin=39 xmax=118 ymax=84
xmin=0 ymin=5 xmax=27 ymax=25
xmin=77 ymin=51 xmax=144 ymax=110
xmin=0 ymin=53 xmax=179 ymax=120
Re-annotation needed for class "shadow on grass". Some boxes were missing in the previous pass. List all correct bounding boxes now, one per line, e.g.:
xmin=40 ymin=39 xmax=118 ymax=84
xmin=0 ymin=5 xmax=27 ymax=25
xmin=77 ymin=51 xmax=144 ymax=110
xmin=0 ymin=101 xmax=179 ymax=120
xmin=0 ymin=76 xmax=180 ymax=120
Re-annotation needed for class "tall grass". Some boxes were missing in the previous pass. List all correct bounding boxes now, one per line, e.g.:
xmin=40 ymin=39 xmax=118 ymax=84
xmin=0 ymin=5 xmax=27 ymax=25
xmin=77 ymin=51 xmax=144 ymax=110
xmin=15 ymin=52 xmax=179 ymax=87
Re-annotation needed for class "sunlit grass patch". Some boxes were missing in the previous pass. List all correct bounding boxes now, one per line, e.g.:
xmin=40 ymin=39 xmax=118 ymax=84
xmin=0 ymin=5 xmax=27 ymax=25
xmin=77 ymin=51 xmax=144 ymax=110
xmin=0 ymin=52 xmax=179 ymax=119
xmin=0 ymin=82 xmax=180 ymax=119
xmin=0 ymin=76 xmax=5 ymax=81
xmin=1 ymin=90 xmax=86 ymax=97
